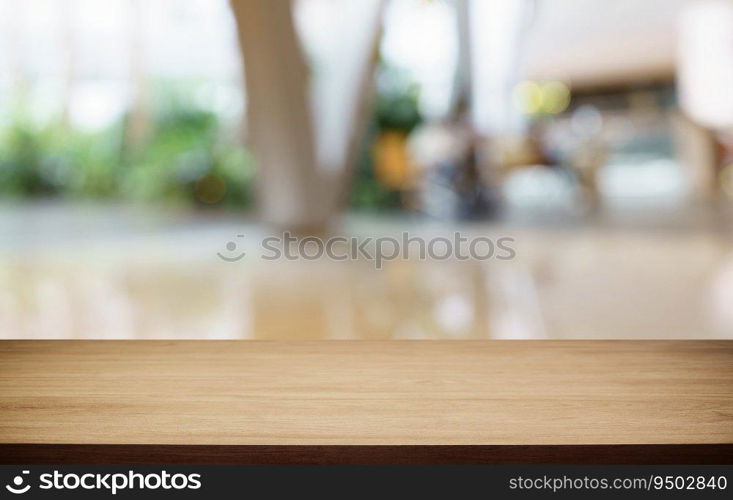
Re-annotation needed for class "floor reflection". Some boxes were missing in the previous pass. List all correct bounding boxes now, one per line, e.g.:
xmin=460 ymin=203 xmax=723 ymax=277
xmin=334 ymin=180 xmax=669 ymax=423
xmin=1 ymin=206 xmax=732 ymax=339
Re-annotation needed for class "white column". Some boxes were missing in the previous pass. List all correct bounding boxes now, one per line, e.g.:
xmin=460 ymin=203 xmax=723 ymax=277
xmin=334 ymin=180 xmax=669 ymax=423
xmin=230 ymin=0 xmax=384 ymax=232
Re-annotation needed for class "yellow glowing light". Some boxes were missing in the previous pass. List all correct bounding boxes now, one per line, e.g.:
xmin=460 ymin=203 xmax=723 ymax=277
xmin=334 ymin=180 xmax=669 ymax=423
xmin=541 ymin=81 xmax=571 ymax=114
xmin=513 ymin=81 xmax=543 ymax=115
xmin=374 ymin=131 xmax=412 ymax=189
xmin=513 ymin=80 xmax=571 ymax=115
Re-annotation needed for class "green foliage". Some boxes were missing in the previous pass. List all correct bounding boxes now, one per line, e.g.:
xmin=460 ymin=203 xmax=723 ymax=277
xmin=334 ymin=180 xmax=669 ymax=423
xmin=120 ymin=87 xmax=254 ymax=208
xmin=350 ymin=123 xmax=403 ymax=211
xmin=374 ymin=88 xmax=422 ymax=133
xmin=349 ymin=68 xmax=422 ymax=212
xmin=0 ymin=86 xmax=254 ymax=210
xmin=0 ymin=119 xmax=121 ymax=199
xmin=0 ymin=76 xmax=419 ymax=213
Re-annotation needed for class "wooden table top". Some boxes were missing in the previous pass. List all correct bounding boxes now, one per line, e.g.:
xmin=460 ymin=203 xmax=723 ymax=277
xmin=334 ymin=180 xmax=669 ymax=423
xmin=1 ymin=340 xmax=731 ymax=448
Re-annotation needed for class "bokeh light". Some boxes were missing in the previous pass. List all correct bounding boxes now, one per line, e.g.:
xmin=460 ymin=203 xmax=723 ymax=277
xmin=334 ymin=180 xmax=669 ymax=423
xmin=512 ymin=80 xmax=571 ymax=115
xmin=513 ymin=81 xmax=543 ymax=115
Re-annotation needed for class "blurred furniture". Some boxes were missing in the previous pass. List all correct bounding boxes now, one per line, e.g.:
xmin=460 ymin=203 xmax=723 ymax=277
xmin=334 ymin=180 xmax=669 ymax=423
xmin=1 ymin=340 xmax=731 ymax=464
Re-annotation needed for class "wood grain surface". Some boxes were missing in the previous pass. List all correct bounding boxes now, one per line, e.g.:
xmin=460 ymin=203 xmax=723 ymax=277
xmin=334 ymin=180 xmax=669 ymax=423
xmin=1 ymin=340 xmax=731 ymax=451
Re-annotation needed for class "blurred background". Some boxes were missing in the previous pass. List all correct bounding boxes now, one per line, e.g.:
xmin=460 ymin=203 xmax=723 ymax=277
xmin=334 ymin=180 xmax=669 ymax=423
xmin=2 ymin=0 xmax=733 ymax=339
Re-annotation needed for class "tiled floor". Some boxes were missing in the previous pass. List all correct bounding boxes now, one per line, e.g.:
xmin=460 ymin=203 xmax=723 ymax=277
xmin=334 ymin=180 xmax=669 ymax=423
xmin=1 ymin=203 xmax=733 ymax=339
